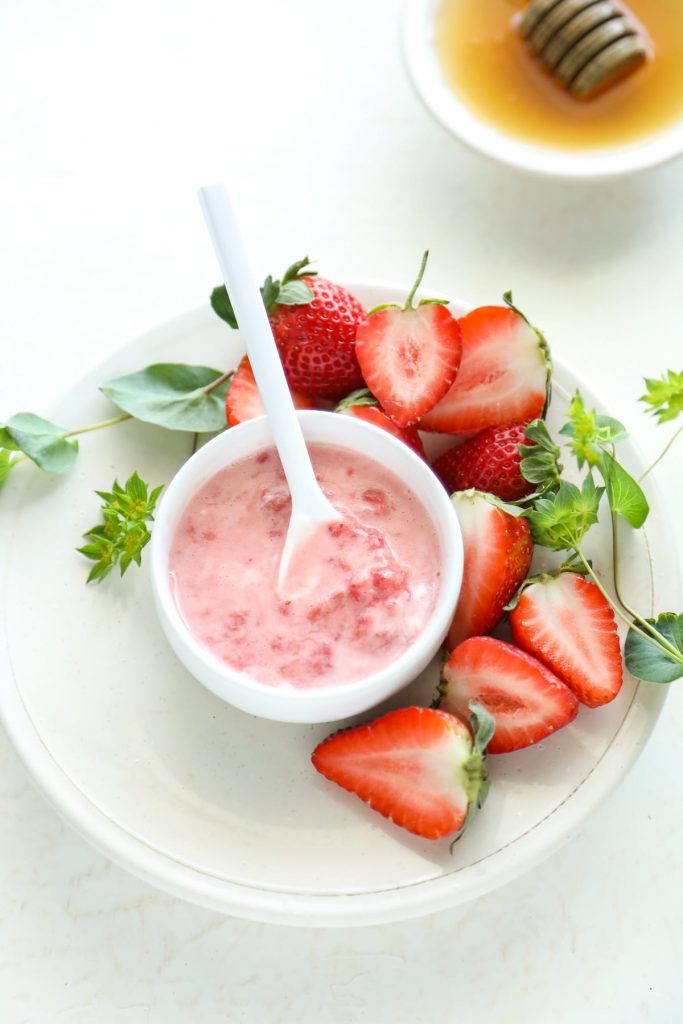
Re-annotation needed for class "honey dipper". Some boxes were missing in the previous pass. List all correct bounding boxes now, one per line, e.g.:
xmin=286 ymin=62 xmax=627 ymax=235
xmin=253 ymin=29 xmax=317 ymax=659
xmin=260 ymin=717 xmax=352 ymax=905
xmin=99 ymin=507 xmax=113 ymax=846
xmin=520 ymin=0 xmax=651 ymax=98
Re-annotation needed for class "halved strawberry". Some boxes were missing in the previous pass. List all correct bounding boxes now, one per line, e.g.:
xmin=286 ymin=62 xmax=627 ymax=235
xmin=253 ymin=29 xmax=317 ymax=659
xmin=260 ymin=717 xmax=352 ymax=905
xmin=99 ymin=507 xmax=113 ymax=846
xmin=337 ymin=389 xmax=426 ymax=457
xmin=509 ymin=572 xmax=623 ymax=708
xmin=446 ymin=491 xmax=533 ymax=650
xmin=355 ymin=252 xmax=463 ymax=427
xmin=420 ymin=300 xmax=550 ymax=436
xmin=226 ymin=356 xmax=316 ymax=427
xmin=438 ymin=637 xmax=579 ymax=754
xmin=312 ymin=705 xmax=494 ymax=840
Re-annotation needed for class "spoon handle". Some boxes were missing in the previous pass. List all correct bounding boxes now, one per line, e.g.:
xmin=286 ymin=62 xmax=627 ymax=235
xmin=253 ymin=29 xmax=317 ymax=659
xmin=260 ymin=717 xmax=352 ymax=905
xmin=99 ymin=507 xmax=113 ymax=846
xmin=198 ymin=184 xmax=327 ymax=517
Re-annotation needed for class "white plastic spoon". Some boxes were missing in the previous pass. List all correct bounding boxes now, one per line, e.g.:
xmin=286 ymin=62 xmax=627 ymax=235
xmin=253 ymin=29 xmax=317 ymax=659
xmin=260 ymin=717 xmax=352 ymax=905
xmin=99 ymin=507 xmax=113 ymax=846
xmin=198 ymin=184 xmax=341 ymax=594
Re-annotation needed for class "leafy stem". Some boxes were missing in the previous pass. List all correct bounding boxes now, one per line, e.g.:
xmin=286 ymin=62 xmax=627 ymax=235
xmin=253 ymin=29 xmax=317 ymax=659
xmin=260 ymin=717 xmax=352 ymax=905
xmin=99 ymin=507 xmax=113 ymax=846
xmin=639 ymin=422 xmax=683 ymax=482
xmin=62 ymin=412 xmax=133 ymax=437
xmin=609 ymin=510 xmax=641 ymax=622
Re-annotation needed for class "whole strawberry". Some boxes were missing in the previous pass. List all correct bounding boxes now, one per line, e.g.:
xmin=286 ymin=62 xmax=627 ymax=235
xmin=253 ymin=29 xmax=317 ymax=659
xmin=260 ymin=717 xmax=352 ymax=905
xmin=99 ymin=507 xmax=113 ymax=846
xmin=211 ymin=257 xmax=365 ymax=400
xmin=433 ymin=422 xmax=534 ymax=502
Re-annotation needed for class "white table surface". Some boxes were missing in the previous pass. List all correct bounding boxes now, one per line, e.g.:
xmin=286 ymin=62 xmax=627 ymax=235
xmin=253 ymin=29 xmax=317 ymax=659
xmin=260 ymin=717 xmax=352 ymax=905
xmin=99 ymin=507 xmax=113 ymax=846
xmin=2 ymin=0 xmax=683 ymax=1020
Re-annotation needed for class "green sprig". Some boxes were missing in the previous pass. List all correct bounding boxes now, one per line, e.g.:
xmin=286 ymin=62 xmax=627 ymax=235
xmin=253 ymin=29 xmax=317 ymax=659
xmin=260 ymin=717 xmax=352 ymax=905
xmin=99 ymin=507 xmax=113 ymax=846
xmin=78 ymin=472 xmax=164 ymax=583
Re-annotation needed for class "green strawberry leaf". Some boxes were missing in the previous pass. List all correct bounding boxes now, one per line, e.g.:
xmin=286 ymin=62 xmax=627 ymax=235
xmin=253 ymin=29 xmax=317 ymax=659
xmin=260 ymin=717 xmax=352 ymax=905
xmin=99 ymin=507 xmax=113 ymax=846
xmin=210 ymin=285 xmax=238 ymax=329
xmin=336 ymin=387 xmax=379 ymax=412
xmin=559 ymin=391 xmax=628 ymax=468
xmin=640 ymin=370 xmax=683 ymax=424
xmin=3 ymin=413 xmax=78 ymax=473
xmin=281 ymin=256 xmax=316 ymax=284
xmin=527 ymin=475 xmax=603 ymax=551
xmin=625 ymin=613 xmax=683 ymax=683
xmin=276 ymin=279 xmax=314 ymax=305
xmin=599 ymin=451 xmax=649 ymax=529
xmin=519 ymin=419 xmax=562 ymax=491
xmin=469 ymin=701 xmax=495 ymax=756
xmin=100 ymin=363 xmax=230 ymax=432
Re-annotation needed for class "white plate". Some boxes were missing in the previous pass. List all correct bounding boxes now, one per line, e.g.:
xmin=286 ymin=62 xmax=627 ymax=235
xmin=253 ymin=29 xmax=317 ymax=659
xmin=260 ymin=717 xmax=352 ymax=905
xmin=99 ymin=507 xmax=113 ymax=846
xmin=0 ymin=282 xmax=677 ymax=927
xmin=402 ymin=0 xmax=683 ymax=180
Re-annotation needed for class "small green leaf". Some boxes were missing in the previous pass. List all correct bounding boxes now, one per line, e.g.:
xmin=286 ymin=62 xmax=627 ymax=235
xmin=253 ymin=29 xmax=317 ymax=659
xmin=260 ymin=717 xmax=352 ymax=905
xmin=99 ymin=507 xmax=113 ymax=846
xmin=101 ymin=363 xmax=230 ymax=432
xmin=0 ymin=428 xmax=19 ymax=450
xmin=640 ymin=370 xmax=683 ymax=424
xmin=280 ymin=256 xmax=316 ymax=284
xmin=4 ymin=413 xmax=78 ymax=473
xmin=276 ymin=279 xmax=314 ymax=305
xmin=0 ymin=449 xmax=15 ymax=488
xmin=559 ymin=391 xmax=627 ymax=468
xmin=625 ymin=614 xmax=683 ymax=683
xmin=599 ymin=451 xmax=649 ymax=529
xmin=336 ymin=387 xmax=379 ymax=412
xmin=261 ymin=275 xmax=280 ymax=309
xmin=468 ymin=701 xmax=495 ymax=755
xmin=210 ymin=285 xmax=238 ymax=329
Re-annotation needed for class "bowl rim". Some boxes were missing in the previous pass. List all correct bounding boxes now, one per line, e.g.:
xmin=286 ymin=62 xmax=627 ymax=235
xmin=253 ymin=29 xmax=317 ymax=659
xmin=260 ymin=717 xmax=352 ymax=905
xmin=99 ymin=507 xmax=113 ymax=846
xmin=150 ymin=408 xmax=463 ymax=713
xmin=401 ymin=0 xmax=683 ymax=180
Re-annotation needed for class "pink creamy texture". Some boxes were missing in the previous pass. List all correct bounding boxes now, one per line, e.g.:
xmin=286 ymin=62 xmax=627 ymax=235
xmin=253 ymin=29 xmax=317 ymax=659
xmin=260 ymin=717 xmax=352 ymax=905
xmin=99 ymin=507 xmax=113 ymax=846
xmin=169 ymin=443 xmax=441 ymax=689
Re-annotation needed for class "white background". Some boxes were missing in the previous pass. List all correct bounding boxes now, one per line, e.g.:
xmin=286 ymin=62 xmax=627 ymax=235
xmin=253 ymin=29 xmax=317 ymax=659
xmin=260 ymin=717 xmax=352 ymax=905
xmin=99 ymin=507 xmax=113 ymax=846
xmin=1 ymin=0 xmax=683 ymax=1020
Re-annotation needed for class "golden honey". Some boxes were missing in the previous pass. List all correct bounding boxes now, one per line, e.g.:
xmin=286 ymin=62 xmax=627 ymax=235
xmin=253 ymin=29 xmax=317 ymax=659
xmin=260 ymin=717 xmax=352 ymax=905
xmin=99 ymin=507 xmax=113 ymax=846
xmin=435 ymin=0 xmax=683 ymax=148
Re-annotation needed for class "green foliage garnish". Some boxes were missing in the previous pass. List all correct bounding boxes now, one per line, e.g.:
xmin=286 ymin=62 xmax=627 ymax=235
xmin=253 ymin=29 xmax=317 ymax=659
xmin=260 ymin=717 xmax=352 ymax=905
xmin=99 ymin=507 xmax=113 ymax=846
xmin=599 ymin=451 xmax=649 ymax=529
xmin=78 ymin=472 xmax=164 ymax=583
xmin=526 ymin=476 xmax=603 ymax=551
xmin=336 ymin=387 xmax=379 ymax=412
xmin=625 ymin=614 xmax=683 ymax=683
xmin=0 ymin=449 xmax=14 ymax=489
xmin=559 ymin=391 xmax=627 ymax=469
xmin=100 ymin=363 xmax=231 ymax=432
xmin=518 ymin=419 xmax=562 ymax=495
xmin=211 ymin=255 xmax=315 ymax=329
xmin=0 ymin=412 xmax=79 ymax=473
xmin=640 ymin=370 xmax=683 ymax=424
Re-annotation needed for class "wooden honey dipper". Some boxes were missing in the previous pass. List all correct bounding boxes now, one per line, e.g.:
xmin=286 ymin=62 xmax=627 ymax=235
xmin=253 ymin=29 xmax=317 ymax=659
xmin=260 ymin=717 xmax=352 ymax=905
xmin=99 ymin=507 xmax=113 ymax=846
xmin=520 ymin=0 xmax=652 ymax=98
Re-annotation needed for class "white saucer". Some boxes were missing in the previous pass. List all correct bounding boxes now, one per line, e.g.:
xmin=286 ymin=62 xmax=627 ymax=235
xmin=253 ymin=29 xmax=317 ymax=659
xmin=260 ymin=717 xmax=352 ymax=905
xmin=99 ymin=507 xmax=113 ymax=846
xmin=0 ymin=281 xmax=676 ymax=926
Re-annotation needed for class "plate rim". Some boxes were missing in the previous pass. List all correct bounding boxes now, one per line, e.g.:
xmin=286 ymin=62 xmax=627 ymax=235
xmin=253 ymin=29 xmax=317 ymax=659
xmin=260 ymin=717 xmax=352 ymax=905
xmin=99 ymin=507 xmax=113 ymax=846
xmin=0 ymin=286 xmax=677 ymax=927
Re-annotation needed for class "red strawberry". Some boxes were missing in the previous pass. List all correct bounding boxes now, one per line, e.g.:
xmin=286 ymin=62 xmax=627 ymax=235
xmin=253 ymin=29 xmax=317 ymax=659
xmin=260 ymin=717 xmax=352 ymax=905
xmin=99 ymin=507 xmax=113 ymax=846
xmin=420 ymin=302 xmax=550 ymax=435
xmin=337 ymin=389 xmax=426 ymax=457
xmin=446 ymin=491 xmax=533 ymax=650
xmin=355 ymin=252 xmax=463 ymax=427
xmin=509 ymin=572 xmax=623 ymax=708
xmin=433 ymin=422 xmax=534 ymax=502
xmin=212 ymin=258 xmax=365 ymax=400
xmin=312 ymin=705 xmax=494 ymax=840
xmin=225 ymin=356 xmax=316 ymax=427
xmin=438 ymin=637 xmax=579 ymax=754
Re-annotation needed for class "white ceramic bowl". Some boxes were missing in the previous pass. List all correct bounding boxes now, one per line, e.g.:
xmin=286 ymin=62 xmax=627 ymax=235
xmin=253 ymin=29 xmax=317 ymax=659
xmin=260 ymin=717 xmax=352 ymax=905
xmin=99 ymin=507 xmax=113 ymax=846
xmin=150 ymin=409 xmax=463 ymax=723
xmin=402 ymin=0 xmax=683 ymax=180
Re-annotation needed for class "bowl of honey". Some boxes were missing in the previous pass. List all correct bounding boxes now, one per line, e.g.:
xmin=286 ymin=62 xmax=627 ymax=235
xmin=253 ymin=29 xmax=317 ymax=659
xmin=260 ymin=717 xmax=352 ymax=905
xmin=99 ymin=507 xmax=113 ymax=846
xmin=403 ymin=0 xmax=683 ymax=178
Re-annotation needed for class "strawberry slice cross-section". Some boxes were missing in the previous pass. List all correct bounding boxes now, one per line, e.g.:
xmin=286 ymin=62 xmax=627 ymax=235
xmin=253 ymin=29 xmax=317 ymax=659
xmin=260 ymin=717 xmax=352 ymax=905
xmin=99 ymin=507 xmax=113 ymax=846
xmin=420 ymin=297 xmax=551 ymax=436
xmin=355 ymin=252 xmax=463 ymax=427
xmin=311 ymin=704 xmax=494 ymax=840
xmin=438 ymin=636 xmax=579 ymax=754
xmin=509 ymin=571 xmax=623 ymax=708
